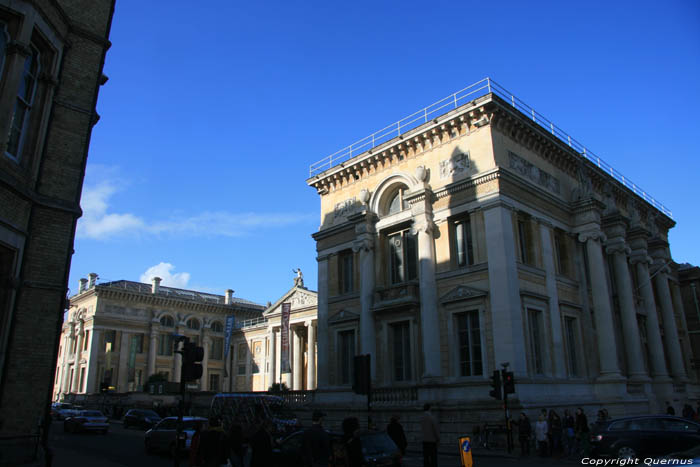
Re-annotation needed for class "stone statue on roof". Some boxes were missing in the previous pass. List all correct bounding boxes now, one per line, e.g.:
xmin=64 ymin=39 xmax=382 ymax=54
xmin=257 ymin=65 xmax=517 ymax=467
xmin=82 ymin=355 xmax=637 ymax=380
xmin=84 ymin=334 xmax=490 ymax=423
xmin=292 ymin=268 xmax=304 ymax=287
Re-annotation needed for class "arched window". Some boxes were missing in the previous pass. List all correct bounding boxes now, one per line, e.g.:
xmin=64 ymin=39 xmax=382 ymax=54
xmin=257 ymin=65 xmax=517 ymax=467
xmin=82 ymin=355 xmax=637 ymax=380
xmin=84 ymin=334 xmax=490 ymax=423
xmin=211 ymin=321 xmax=223 ymax=333
xmin=383 ymin=185 xmax=407 ymax=217
xmin=186 ymin=318 xmax=200 ymax=330
xmin=160 ymin=315 xmax=174 ymax=327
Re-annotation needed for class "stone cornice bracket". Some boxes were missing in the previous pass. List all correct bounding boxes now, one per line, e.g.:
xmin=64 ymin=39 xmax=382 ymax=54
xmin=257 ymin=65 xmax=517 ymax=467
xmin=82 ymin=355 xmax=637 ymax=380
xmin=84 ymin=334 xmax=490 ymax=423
xmin=577 ymin=229 xmax=606 ymax=244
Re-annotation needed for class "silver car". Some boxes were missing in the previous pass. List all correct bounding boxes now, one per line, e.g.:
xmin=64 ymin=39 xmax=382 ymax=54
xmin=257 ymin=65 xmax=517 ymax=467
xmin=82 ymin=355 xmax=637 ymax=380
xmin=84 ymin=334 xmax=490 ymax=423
xmin=144 ymin=416 xmax=207 ymax=456
xmin=64 ymin=410 xmax=109 ymax=434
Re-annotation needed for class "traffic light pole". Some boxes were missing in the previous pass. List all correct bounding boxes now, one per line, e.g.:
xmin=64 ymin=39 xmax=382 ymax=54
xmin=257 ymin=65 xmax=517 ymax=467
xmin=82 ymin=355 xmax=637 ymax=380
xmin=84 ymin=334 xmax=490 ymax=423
xmin=174 ymin=335 xmax=188 ymax=467
xmin=501 ymin=363 xmax=512 ymax=454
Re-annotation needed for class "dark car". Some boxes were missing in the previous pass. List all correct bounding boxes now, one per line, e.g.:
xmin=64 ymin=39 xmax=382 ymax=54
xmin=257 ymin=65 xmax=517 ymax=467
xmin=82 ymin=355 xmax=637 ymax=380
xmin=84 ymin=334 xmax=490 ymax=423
xmin=590 ymin=416 xmax=700 ymax=459
xmin=270 ymin=430 xmax=401 ymax=467
xmin=144 ymin=416 xmax=207 ymax=456
xmin=123 ymin=409 xmax=162 ymax=430
xmin=64 ymin=410 xmax=109 ymax=434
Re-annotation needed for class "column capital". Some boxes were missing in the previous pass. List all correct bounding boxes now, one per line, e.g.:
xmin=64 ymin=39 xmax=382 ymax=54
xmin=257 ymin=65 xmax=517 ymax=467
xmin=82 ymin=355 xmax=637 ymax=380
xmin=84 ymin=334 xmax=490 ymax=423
xmin=605 ymin=238 xmax=631 ymax=256
xmin=304 ymin=320 xmax=315 ymax=328
xmin=577 ymin=229 xmax=606 ymax=244
xmin=410 ymin=216 xmax=436 ymax=236
xmin=629 ymin=253 xmax=653 ymax=266
xmin=352 ymin=237 xmax=374 ymax=253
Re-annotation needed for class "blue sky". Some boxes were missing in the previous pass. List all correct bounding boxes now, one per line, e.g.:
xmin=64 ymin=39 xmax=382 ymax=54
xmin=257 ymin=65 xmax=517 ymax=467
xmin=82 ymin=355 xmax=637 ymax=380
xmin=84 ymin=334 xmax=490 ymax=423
xmin=71 ymin=0 xmax=700 ymax=305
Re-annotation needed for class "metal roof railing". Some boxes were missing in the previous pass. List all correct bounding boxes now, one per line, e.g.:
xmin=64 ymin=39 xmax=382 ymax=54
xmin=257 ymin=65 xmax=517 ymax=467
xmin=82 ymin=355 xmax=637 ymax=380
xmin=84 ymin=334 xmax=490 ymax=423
xmin=309 ymin=77 xmax=672 ymax=218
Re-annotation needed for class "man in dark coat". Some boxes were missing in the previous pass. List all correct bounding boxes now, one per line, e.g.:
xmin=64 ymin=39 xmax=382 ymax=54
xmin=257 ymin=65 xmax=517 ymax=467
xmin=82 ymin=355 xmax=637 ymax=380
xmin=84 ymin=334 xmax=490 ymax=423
xmin=387 ymin=416 xmax=407 ymax=455
xmin=518 ymin=412 xmax=532 ymax=456
xmin=303 ymin=410 xmax=331 ymax=467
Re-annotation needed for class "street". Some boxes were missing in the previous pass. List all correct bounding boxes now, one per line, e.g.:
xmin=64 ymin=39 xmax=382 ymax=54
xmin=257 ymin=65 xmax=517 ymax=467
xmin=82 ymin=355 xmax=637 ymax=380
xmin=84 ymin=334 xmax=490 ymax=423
xmin=48 ymin=418 xmax=581 ymax=467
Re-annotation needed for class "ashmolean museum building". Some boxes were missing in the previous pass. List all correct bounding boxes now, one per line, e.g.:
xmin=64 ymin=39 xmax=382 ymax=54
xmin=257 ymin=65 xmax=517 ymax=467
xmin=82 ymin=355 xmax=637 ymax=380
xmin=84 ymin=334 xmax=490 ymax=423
xmin=306 ymin=78 xmax=695 ymax=415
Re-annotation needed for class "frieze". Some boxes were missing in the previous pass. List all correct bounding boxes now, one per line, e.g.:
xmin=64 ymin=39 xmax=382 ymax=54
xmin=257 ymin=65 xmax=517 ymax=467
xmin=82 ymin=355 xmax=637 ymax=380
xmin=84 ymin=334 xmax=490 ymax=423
xmin=290 ymin=292 xmax=317 ymax=309
xmin=104 ymin=305 xmax=147 ymax=318
xmin=333 ymin=197 xmax=361 ymax=222
xmin=508 ymin=151 xmax=560 ymax=194
xmin=439 ymin=151 xmax=470 ymax=180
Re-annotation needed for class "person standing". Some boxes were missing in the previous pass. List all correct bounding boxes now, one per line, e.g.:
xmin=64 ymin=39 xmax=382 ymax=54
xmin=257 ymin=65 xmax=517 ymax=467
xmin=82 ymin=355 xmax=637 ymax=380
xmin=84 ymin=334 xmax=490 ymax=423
xmin=563 ymin=409 xmax=575 ymax=457
xmin=666 ymin=401 xmax=676 ymax=416
xmin=199 ymin=417 xmax=229 ymax=467
xmin=387 ymin=416 xmax=408 ymax=456
xmin=342 ymin=417 xmax=363 ymax=467
xmin=249 ymin=419 xmax=273 ymax=467
xmin=303 ymin=410 xmax=331 ymax=467
xmin=574 ymin=408 xmax=590 ymax=457
xmin=535 ymin=414 xmax=548 ymax=457
xmin=421 ymin=404 xmax=439 ymax=467
xmin=517 ymin=413 xmax=531 ymax=457
xmin=548 ymin=410 xmax=562 ymax=456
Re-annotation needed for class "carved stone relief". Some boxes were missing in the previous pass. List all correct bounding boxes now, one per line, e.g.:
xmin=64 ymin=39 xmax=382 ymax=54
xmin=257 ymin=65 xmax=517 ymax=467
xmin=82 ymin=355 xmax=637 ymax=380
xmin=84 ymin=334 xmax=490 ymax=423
xmin=290 ymin=292 xmax=317 ymax=309
xmin=508 ymin=151 xmax=560 ymax=194
xmin=439 ymin=151 xmax=470 ymax=179
xmin=333 ymin=197 xmax=361 ymax=223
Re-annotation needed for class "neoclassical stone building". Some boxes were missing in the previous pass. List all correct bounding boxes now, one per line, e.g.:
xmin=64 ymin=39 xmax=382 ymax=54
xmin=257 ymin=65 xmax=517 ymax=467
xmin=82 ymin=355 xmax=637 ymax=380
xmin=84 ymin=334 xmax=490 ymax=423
xmin=306 ymin=79 xmax=694 ymax=413
xmin=53 ymin=274 xmax=317 ymax=400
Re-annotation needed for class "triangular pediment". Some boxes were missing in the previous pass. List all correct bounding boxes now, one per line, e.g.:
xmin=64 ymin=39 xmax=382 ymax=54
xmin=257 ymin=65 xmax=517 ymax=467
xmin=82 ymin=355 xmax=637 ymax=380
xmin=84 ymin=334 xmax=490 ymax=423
xmin=440 ymin=285 xmax=487 ymax=304
xmin=328 ymin=309 xmax=359 ymax=324
xmin=264 ymin=286 xmax=317 ymax=316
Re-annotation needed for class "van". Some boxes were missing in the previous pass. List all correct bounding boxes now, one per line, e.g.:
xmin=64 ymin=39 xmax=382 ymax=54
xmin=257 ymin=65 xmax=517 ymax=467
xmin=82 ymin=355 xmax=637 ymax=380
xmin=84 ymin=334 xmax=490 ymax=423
xmin=209 ymin=393 xmax=298 ymax=436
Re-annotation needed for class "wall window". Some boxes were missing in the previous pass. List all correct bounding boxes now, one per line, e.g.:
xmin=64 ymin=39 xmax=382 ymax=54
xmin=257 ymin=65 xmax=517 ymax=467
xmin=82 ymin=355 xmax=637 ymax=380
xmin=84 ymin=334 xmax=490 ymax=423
xmin=83 ymin=330 xmax=89 ymax=351
xmin=211 ymin=321 xmax=223 ymax=333
xmin=388 ymin=230 xmax=417 ymax=284
xmin=390 ymin=321 xmax=412 ymax=382
xmin=209 ymin=373 xmax=220 ymax=392
xmin=131 ymin=334 xmax=144 ymax=354
xmin=454 ymin=217 xmax=474 ymax=267
xmin=0 ymin=22 xmax=8 ymax=74
xmin=104 ymin=330 xmax=116 ymax=352
xmin=338 ymin=329 xmax=355 ymax=385
xmin=387 ymin=187 xmax=406 ymax=215
xmin=554 ymin=230 xmax=570 ymax=276
xmin=7 ymin=45 xmax=40 ymax=160
xmin=338 ymin=250 xmax=354 ymax=294
xmin=79 ymin=367 xmax=86 ymax=393
xmin=237 ymin=343 xmax=247 ymax=375
xmin=517 ymin=217 xmax=532 ymax=265
xmin=456 ymin=311 xmax=483 ymax=376
xmin=564 ymin=317 xmax=579 ymax=377
xmin=160 ymin=315 xmax=174 ymax=327
xmin=527 ymin=309 xmax=544 ymax=375
xmin=211 ymin=337 xmax=224 ymax=360
xmin=637 ymin=315 xmax=650 ymax=373
xmin=158 ymin=334 xmax=174 ymax=356
xmin=186 ymin=318 xmax=200 ymax=330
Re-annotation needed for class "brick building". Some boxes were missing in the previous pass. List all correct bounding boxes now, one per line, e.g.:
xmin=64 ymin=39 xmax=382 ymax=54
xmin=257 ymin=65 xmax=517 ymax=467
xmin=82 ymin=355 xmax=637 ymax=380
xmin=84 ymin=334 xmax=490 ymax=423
xmin=0 ymin=0 xmax=115 ymax=459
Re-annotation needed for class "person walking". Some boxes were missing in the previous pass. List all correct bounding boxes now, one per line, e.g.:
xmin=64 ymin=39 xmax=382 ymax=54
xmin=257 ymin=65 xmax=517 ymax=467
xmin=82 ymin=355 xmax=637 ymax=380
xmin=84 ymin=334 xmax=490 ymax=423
xmin=421 ymin=404 xmax=439 ymax=467
xmin=563 ymin=409 xmax=575 ymax=457
xmin=227 ymin=420 xmax=245 ymax=467
xmin=387 ymin=416 xmax=407 ymax=456
xmin=199 ymin=417 xmax=229 ymax=467
xmin=517 ymin=412 xmax=531 ymax=457
xmin=303 ymin=410 xmax=331 ymax=467
xmin=535 ymin=414 xmax=548 ymax=457
xmin=342 ymin=417 xmax=363 ymax=467
xmin=574 ymin=408 xmax=590 ymax=458
xmin=249 ymin=419 xmax=273 ymax=467
xmin=189 ymin=420 xmax=204 ymax=467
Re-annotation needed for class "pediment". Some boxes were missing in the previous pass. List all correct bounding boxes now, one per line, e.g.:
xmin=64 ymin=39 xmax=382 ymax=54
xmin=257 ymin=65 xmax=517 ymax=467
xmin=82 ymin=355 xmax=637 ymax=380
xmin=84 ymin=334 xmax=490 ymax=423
xmin=264 ymin=287 xmax=317 ymax=316
xmin=440 ymin=285 xmax=487 ymax=304
xmin=328 ymin=309 xmax=359 ymax=324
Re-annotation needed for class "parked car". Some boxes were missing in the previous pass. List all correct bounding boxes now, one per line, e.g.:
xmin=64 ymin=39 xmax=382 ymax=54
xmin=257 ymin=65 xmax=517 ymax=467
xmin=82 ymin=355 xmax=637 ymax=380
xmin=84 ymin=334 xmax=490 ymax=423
xmin=123 ymin=409 xmax=162 ymax=430
xmin=663 ymin=444 xmax=700 ymax=465
xmin=63 ymin=410 xmax=109 ymax=434
xmin=144 ymin=416 xmax=207 ymax=456
xmin=590 ymin=415 xmax=700 ymax=459
xmin=51 ymin=403 xmax=74 ymax=420
xmin=270 ymin=430 xmax=401 ymax=467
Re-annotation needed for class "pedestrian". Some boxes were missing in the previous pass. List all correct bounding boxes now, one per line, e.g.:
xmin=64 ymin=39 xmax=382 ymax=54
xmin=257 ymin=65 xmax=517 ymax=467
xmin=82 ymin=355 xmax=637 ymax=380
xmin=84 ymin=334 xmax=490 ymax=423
xmin=548 ymin=410 xmax=562 ymax=457
xmin=249 ymin=419 xmax=272 ymax=467
xmin=199 ymin=417 xmax=229 ymax=467
xmin=563 ymin=409 xmax=575 ymax=457
xmin=303 ymin=410 xmax=331 ymax=467
xmin=189 ymin=420 xmax=204 ymax=467
xmin=227 ymin=420 xmax=245 ymax=467
xmin=342 ymin=417 xmax=363 ymax=467
xmin=517 ymin=412 xmax=531 ymax=457
xmin=387 ymin=415 xmax=407 ymax=455
xmin=666 ymin=401 xmax=676 ymax=416
xmin=683 ymin=404 xmax=696 ymax=420
xmin=535 ymin=414 xmax=548 ymax=457
xmin=574 ymin=407 xmax=589 ymax=457
xmin=421 ymin=404 xmax=439 ymax=467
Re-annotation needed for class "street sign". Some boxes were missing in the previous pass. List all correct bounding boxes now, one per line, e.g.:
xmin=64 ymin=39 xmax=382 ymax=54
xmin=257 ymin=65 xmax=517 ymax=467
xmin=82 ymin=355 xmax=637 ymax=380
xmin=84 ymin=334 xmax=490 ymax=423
xmin=459 ymin=436 xmax=473 ymax=467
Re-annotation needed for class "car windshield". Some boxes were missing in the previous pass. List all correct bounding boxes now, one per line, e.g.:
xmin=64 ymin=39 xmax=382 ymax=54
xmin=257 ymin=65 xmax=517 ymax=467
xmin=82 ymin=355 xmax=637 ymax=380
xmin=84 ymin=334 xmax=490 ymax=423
xmin=81 ymin=411 xmax=104 ymax=417
xmin=361 ymin=433 xmax=397 ymax=456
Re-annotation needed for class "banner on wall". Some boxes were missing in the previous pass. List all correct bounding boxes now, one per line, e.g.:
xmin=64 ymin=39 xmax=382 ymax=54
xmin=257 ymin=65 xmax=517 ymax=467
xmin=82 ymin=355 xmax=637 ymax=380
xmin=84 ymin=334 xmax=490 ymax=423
xmin=224 ymin=315 xmax=235 ymax=358
xmin=128 ymin=335 xmax=138 ymax=383
xmin=280 ymin=303 xmax=291 ymax=374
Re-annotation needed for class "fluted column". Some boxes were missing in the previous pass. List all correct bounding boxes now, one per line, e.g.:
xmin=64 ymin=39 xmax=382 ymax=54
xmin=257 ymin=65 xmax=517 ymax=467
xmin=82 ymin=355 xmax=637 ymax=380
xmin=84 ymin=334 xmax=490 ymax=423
xmin=316 ymin=255 xmax=330 ymax=388
xmin=654 ymin=266 xmax=687 ymax=380
xmin=173 ymin=325 xmax=182 ymax=383
xmin=293 ymin=326 xmax=302 ymax=390
xmin=539 ymin=223 xmax=566 ymax=378
xmin=71 ymin=321 xmax=84 ymax=392
xmin=579 ymin=230 xmax=623 ymax=380
xmin=117 ymin=331 xmax=130 ymax=392
xmin=148 ymin=324 xmax=158 ymax=377
xmin=268 ymin=327 xmax=277 ymax=386
xmin=354 ymin=217 xmax=376 ymax=379
xmin=86 ymin=328 xmax=101 ymax=393
xmin=414 ymin=213 xmax=441 ymax=379
xmin=306 ymin=321 xmax=316 ymax=389
xmin=201 ymin=336 xmax=210 ymax=390
xmin=606 ymin=236 xmax=648 ymax=380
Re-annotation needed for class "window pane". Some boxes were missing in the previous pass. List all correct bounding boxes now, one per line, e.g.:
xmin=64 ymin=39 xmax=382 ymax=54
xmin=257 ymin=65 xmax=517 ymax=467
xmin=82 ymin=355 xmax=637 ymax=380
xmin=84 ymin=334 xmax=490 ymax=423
xmin=455 ymin=222 xmax=466 ymax=267
xmin=392 ymin=322 xmax=411 ymax=381
xmin=338 ymin=330 xmax=355 ymax=384
xmin=389 ymin=235 xmax=404 ymax=284
xmin=565 ymin=317 xmax=578 ymax=377
xmin=528 ymin=310 xmax=543 ymax=374
xmin=406 ymin=233 xmax=417 ymax=280
xmin=388 ymin=191 xmax=401 ymax=214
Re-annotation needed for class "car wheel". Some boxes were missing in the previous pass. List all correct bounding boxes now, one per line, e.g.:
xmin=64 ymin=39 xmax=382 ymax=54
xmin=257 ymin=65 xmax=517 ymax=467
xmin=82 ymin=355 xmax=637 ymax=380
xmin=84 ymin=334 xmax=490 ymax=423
xmin=617 ymin=445 xmax=637 ymax=459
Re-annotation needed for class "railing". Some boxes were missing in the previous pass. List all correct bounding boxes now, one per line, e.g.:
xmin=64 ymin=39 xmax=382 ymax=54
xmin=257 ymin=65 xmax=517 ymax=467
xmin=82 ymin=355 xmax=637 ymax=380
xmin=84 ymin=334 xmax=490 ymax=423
xmin=273 ymin=390 xmax=316 ymax=407
xmin=236 ymin=316 xmax=267 ymax=329
xmin=370 ymin=386 xmax=418 ymax=405
xmin=309 ymin=77 xmax=672 ymax=218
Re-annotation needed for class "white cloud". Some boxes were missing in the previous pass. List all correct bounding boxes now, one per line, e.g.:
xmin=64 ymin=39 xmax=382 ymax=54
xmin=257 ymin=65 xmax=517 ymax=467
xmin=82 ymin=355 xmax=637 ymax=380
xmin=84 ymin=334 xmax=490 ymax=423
xmin=140 ymin=262 xmax=191 ymax=288
xmin=76 ymin=166 xmax=313 ymax=240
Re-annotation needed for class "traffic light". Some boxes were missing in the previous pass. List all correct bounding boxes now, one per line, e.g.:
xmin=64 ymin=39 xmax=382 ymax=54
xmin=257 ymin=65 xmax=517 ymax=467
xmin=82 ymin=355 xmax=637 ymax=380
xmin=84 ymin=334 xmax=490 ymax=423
xmin=181 ymin=341 xmax=204 ymax=382
xmin=502 ymin=370 xmax=515 ymax=394
xmin=352 ymin=354 xmax=371 ymax=395
xmin=489 ymin=370 xmax=502 ymax=400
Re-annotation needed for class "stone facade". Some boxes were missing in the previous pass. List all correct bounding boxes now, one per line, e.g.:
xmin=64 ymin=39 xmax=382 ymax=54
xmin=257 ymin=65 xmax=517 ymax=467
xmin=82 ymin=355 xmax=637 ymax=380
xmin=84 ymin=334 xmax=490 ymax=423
xmin=0 ymin=0 xmax=115 ymax=445
xmin=679 ymin=263 xmax=700 ymax=384
xmin=306 ymin=89 xmax=695 ymax=422
xmin=53 ymin=276 xmax=317 ymax=400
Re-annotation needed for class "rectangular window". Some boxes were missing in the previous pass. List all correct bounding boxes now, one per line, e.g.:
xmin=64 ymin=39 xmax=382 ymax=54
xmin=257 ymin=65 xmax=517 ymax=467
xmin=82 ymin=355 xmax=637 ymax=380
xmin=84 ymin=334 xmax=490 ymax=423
xmin=391 ymin=321 xmax=412 ymax=381
xmin=339 ymin=250 xmax=354 ymax=294
xmin=83 ymin=330 xmax=90 ymax=351
xmin=338 ymin=330 xmax=355 ymax=385
xmin=211 ymin=338 xmax=224 ymax=360
xmin=456 ymin=311 xmax=483 ymax=376
xmin=517 ymin=218 xmax=531 ymax=264
xmin=6 ymin=45 xmax=40 ymax=160
xmin=209 ymin=373 xmax=220 ymax=392
xmin=79 ymin=367 xmax=86 ymax=393
xmin=554 ymin=230 xmax=569 ymax=276
xmin=133 ymin=334 xmax=144 ymax=354
xmin=528 ymin=309 xmax=544 ymax=375
xmin=454 ymin=218 xmax=474 ymax=267
xmin=104 ymin=330 xmax=116 ymax=352
xmin=564 ymin=317 xmax=579 ymax=377
xmin=158 ymin=334 xmax=174 ymax=356
xmin=388 ymin=231 xmax=418 ymax=284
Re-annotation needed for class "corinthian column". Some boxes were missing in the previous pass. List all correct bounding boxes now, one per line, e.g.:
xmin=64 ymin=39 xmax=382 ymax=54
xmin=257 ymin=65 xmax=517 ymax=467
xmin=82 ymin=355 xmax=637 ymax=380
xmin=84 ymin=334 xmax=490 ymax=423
xmin=316 ymin=255 xmax=330 ymax=388
xmin=353 ymin=215 xmax=377 ymax=379
xmin=268 ymin=327 xmax=277 ymax=386
xmin=148 ymin=323 xmax=158 ymax=377
xmin=306 ymin=321 xmax=316 ymax=389
xmin=292 ymin=326 xmax=302 ymax=390
xmin=173 ymin=324 xmax=182 ymax=383
xmin=578 ymin=230 xmax=622 ymax=380
xmin=654 ymin=265 xmax=687 ymax=381
xmin=71 ymin=321 xmax=84 ymax=392
xmin=605 ymin=236 xmax=648 ymax=381
xmin=414 ymin=213 xmax=441 ymax=379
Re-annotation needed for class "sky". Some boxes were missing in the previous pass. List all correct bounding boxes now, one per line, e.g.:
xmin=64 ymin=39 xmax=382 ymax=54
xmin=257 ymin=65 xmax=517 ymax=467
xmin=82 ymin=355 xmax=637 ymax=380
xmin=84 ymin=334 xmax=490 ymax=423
xmin=70 ymin=0 xmax=700 ymax=306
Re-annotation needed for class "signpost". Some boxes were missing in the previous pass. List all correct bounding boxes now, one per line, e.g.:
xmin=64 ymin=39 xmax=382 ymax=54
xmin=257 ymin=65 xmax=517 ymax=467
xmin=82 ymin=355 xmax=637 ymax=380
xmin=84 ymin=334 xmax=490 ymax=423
xmin=458 ymin=436 xmax=473 ymax=467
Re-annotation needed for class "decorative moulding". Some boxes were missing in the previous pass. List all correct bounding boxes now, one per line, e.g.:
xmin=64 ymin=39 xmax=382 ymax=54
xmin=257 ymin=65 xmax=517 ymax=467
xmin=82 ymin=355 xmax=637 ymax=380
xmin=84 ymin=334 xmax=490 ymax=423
xmin=440 ymin=285 xmax=488 ymax=304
